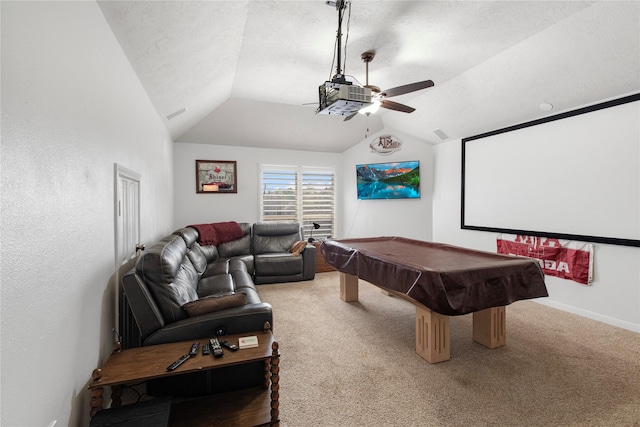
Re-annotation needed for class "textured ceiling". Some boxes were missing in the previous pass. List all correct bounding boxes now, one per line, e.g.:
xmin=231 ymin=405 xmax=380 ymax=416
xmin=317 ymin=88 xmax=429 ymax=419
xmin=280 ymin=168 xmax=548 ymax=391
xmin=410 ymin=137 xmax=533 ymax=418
xmin=98 ymin=1 xmax=640 ymax=152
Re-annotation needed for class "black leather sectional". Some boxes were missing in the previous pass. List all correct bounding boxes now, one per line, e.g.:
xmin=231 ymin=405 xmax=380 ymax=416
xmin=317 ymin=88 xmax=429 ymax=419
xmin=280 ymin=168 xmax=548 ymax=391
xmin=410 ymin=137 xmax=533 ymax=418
xmin=121 ymin=221 xmax=316 ymax=349
xmin=119 ymin=221 xmax=315 ymax=396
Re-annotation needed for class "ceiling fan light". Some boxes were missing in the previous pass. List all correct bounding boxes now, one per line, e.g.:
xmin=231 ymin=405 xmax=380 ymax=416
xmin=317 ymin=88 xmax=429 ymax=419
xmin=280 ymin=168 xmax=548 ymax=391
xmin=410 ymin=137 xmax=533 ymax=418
xmin=359 ymin=101 xmax=380 ymax=115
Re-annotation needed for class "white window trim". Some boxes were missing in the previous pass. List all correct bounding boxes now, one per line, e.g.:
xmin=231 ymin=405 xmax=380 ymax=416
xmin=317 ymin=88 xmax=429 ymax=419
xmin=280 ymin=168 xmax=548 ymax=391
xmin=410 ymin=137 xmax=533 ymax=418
xmin=259 ymin=164 xmax=336 ymax=241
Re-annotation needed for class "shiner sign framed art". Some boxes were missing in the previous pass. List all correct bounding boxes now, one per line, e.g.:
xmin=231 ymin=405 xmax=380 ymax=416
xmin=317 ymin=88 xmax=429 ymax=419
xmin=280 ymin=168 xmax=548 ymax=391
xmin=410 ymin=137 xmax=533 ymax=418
xmin=196 ymin=160 xmax=237 ymax=193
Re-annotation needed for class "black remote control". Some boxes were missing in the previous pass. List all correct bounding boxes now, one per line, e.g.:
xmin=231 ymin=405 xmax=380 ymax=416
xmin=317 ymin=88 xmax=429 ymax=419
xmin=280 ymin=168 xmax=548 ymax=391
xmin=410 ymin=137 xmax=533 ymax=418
xmin=189 ymin=342 xmax=199 ymax=357
xmin=209 ymin=337 xmax=224 ymax=358
xmin=202 ymin=343 xmax=210 ymax=355
xmin=219 ymin=340 xmax=239 ymax=351
xmin=167 ymin=354 xmax=190 ymax=371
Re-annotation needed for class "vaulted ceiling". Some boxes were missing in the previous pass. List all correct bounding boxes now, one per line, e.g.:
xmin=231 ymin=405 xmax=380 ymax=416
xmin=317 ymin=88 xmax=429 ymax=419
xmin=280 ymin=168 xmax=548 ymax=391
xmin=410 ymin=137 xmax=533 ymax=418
xmin=98 ymin=1 xmax=639 ymax=152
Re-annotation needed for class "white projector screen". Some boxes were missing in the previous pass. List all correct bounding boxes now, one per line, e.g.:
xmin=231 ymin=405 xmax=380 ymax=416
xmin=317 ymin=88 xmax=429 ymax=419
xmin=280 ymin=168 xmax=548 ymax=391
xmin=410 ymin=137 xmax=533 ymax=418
xmin=461 ymin=94 xmax=640 ymax=247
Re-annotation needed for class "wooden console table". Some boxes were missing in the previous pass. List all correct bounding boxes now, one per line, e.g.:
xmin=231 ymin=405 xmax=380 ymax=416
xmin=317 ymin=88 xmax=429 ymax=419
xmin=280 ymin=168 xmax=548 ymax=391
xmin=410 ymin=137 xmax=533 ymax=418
xmin=89 ymin=323 xmax=280 ymax=426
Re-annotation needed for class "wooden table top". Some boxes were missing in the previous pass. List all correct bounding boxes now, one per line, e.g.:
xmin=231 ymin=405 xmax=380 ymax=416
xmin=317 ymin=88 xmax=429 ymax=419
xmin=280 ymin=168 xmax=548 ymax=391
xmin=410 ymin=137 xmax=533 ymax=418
xmin=89 ymin=331 xmax=275 ymax=388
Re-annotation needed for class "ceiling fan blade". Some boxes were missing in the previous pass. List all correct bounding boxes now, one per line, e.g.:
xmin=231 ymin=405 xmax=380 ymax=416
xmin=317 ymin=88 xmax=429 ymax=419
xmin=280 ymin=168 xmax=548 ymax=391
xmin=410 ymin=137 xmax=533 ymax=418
xmin=381 ymin=80 xmax=434 ymax=98
xmin=343 ymin=112 xmax=358 ymax=121
xmin=380 ymin=99 xmax=415 ymax=113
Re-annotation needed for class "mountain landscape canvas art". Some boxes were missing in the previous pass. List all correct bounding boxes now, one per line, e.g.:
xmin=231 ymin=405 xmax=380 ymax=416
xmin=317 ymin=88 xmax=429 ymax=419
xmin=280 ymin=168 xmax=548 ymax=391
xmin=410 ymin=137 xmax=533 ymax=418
xmin=356 ymin=161 xmax=420 ymax=200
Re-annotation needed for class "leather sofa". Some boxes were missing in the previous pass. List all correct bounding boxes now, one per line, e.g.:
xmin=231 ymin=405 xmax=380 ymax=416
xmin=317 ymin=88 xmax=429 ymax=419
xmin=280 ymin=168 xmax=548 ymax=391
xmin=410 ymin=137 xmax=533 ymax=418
xmin=121 ymin=221 xmax=315 ymax=348
xmin=120 ymin=221 xmax=315 ymax=396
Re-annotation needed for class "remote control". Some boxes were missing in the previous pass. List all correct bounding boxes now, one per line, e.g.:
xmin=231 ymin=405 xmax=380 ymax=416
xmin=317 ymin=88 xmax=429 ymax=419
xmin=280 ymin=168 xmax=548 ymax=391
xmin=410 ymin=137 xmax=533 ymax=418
xmin=209 ymin=337 xmax=224 ymax=358
xmin=219 ymin=340 xmax=239 ymax=351
xmin=167 ymin=354 xmax=190 ymax=371
xmin=202 ymin=343 xmax=210 ymax=355
xmin=189 ymin=342 xmax=199 ymax=357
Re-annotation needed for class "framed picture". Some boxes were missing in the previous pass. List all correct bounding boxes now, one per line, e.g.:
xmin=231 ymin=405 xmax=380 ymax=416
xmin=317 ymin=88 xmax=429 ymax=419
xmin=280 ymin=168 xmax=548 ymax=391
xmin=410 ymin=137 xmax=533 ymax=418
xmin=356 ymin=160 xmax=420 ymax=200
xmin=196 ymin=160 xmax=237 ymax=193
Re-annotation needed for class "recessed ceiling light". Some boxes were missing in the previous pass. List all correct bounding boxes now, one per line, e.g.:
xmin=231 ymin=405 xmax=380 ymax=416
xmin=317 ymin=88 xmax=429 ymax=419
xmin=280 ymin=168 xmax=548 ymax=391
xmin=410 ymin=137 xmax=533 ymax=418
xmin=539 ymin=102 xmax=553 ymax=111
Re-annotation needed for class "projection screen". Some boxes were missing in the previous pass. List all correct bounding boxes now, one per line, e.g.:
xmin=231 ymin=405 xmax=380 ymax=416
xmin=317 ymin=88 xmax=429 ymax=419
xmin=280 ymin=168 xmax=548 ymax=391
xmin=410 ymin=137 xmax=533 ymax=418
xmin=461 ymin=93 xmax=640 ymax=247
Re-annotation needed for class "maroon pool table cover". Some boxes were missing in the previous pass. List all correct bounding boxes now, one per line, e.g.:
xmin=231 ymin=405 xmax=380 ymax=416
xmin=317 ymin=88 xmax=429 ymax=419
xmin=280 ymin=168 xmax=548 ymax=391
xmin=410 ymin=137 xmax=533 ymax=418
xmin=320 ymin=237 xmax=548 ymax=316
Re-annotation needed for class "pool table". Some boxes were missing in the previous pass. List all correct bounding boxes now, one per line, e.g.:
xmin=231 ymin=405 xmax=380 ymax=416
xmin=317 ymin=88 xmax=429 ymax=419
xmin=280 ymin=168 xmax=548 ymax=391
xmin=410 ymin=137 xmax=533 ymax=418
xmin=320 ymin=237 xmax=548 ymax=363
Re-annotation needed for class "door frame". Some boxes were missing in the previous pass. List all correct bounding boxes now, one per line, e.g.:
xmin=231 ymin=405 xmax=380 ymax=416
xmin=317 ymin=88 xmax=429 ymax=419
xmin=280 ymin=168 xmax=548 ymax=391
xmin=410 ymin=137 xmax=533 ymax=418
xmin=114 ymin=163 xmax=141 ymax=332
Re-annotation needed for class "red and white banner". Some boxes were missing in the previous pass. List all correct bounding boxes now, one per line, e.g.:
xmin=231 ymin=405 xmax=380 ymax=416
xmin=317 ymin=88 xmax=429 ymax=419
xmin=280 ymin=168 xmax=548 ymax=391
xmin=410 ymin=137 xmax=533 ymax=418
xmin=497 ymin=234 xmax=594 ymax=285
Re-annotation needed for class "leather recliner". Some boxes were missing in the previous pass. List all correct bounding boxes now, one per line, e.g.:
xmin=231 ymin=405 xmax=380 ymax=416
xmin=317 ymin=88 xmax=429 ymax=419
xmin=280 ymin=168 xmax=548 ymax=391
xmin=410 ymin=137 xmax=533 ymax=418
xmin=252 ymin=221 xmax=316 ymax=284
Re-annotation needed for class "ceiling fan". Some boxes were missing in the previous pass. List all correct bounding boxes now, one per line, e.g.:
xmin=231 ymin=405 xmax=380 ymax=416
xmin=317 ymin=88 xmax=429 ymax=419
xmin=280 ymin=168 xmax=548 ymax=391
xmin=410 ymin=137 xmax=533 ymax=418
xmin=343 ymin=50 xmax=435 ymax=121
xmin=314 ymin=1 xmax=435 ymax=121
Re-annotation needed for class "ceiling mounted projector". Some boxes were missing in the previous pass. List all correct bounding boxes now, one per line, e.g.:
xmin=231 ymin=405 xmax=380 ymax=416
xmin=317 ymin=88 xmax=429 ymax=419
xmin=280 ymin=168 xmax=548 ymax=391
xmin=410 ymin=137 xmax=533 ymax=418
xmin=317 ymin=81 xmax=372 ymax=116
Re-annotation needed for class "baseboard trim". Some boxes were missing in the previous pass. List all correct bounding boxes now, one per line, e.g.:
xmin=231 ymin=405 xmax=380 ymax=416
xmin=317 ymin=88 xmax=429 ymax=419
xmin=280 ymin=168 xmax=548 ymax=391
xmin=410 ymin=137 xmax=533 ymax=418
xmin=533 ymin=299 xmax=640 ymax=333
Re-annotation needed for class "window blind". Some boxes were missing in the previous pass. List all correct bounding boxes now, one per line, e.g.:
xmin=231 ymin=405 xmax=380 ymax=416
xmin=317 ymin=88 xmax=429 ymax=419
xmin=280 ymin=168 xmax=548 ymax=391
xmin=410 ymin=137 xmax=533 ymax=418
xmin=260 ymin=166 xmax=335 ymax=241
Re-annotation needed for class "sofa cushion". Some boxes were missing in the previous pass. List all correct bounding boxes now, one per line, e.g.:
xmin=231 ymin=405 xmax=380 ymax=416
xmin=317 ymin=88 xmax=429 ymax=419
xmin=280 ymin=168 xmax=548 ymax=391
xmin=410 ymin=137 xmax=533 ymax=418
xmin=169 ymin=258 xmax=200 ymax=305
xmin=235 ymin=287 xmax=262 ymax=305
xmin=218 ymin=234 xmax=251 ymax=258
xmin=197 ymin=274 xmax=235 ymax=298
xmin=253 ymin=221 xmax=300 ymax=236
xmin=199 ymin=244 xmax=220 ymax=263
xmin=204 ymin=259 xmax=229 ymax=277
xmin=253 ymin=234 xmax=298 ymax=254
xmin=254 ymin=253 xmax=303 ymax=276
xmin=182 ymin=293 xmax=247 ymax=317
xmin=173 ymin=227 xmax=208 ymax=277
xmin=174 ymin=227 xmax=199 ymax=246
xmin=252 ymin=221 xmax=301 ymax=255
xmin=231 ymin=269 xmax=257 ymax=293
xmin=186 ymin=244 xmax=208 ymax=276
xmin=231 ymin=256 xmax=254 ymax=275
xmin=136 ymin=235 xmax=187 ymax=285
xmin=135 ymin=234 xmax=198 ymax=323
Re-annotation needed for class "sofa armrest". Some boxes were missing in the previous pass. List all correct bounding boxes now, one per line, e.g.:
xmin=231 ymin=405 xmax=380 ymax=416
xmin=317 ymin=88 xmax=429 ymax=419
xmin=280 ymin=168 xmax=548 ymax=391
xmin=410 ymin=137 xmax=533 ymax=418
xmin=302 ymin=243 xmax=317 ymax=280
xmin=142 ymin=302 xmax=273 ymax=346
xmin=122 ymin=270 xmax=165 ymax=343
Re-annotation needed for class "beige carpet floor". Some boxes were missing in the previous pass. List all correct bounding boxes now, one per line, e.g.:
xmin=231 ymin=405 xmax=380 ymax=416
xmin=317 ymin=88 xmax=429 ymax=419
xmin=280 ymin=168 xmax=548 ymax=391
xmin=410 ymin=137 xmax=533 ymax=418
xmin=256 ymin=272 xmax=640 ymax=427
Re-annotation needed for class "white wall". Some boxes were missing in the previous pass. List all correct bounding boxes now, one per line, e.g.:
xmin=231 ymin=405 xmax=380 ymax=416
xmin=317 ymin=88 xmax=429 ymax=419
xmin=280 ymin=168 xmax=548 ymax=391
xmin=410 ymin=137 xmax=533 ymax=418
xmin=174 ymin=128 xmax=434 ymax=242
xmin=433 ymin=140 xmax=640 ymax=332
xmin=341 ymin=129 xmax=434 ymax=241
xmin=173 ymin=142 xmax=342 ymax=229
xmin=1 ymin=2 xmax=175 ymax=426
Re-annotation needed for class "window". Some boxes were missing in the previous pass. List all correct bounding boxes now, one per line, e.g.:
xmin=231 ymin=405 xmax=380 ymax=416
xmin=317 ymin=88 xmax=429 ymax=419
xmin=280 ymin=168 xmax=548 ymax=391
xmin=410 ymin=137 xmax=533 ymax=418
xmin=260 ymin=165 xmax=335 ymax=241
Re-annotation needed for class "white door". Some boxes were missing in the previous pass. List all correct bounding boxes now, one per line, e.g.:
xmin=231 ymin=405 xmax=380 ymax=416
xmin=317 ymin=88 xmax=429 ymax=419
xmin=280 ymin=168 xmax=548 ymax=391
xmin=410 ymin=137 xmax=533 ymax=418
xmin=114 ymin=164 xmax=141 ymax=331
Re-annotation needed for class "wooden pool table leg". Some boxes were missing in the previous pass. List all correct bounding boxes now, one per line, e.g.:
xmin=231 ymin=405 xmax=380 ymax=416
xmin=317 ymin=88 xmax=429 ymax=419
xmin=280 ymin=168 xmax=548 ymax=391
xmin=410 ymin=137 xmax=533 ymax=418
xmin=415 ymin=306 xmax=451 ymax=363
xmin=472 ymin=306 xmax=506 ymax=348
xmin=340 ymin=273 xmax=359 ymax=302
